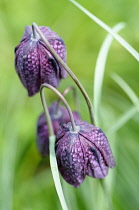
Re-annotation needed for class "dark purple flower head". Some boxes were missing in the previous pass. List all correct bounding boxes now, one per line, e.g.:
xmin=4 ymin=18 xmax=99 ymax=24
xmin=37 ymin=102 xmax=81 ymax=157
xmin=15 ymin=25 xmax=67 ymax=96
xmin=55 ymin=121 xmax=115 ymax=188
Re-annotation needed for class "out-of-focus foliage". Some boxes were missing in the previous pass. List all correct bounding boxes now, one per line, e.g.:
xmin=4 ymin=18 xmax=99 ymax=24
xmin=0 ymin=0 xmax=139 ymax=209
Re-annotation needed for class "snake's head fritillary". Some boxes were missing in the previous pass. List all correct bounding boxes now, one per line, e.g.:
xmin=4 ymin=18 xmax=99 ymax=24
xmin=15 ymin=25 xmax=67 ymax=96
xmin=55 ymin=121 xmax=115 ymax=187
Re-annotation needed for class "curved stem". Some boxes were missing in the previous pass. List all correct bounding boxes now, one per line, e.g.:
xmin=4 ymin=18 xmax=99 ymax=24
xmin=32 ymin=22 xmax=95 ymax=125
xmin=55 ymin=85 xmax=79 ymax=114
xmin=40 ymin=85 xmax=54 ymax=136
xmin=40 ymin=85 xmax=69 ymax=210
xmin=40 ymin=83 xmax=78 ymax=132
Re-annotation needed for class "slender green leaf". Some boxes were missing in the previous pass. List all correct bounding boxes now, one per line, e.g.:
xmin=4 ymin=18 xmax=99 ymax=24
xmin=1 ymin=132 xmax=18 ymax=210
xmin=68 ymin=0 xmax=139 ymax=61
xmin=108 ymin=74 xmax=139 ymax=134
xmin=111 ymin=73 xmax=139 ymax=106
xmin=94 ymin=23 xmax=125 ymax=126
xmin=49 ymin=136 xmax=69 ymax=210
xmin=107 ymin=106 xmax=137 ymax=135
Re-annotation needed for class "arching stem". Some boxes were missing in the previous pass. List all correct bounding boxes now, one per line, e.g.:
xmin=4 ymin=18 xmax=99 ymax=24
xmin=32 ymin=22 xmax=95 ymax=125
xmin=40 ymin=84 xmax=77 ymax=132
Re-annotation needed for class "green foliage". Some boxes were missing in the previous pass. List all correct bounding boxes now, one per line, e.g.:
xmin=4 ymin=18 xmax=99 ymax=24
xmin=0 ymin=0 xmax=139 ymax=210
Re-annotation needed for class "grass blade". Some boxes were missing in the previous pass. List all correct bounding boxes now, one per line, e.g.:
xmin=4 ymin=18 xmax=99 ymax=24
xmin=111 ymin=73 xmax=139 ymax=106
xmin=1 ymin=132 xmax=18 ymax=210
xmin=93 ymin=23 xmax=125 ymax=126
xmin=107 ymin=106 xmax=137 ymax=135
xmin=49 ymin=136 xmax=69 ymax=210
xmin=108 ymin=74 xmax=139 ymax=134
xmin=68 ymin=0 xmax=139 ymax=61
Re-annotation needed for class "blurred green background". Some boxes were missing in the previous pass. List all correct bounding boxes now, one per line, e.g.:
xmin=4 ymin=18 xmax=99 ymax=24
xmin=0 ymin=0 xmax=139 ymax=209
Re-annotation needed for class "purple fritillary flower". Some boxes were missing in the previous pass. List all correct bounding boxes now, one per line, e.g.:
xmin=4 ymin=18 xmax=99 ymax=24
xmin=37 ymin=102 xmax=81 ymax=157
xmin=15 ymin=25 xmax=67 ymax=96
xmin=55 ymin=121 xmax=115 ymax=188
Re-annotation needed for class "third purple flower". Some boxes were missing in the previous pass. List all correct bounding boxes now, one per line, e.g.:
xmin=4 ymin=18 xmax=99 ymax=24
xmin=37 ymin=102 xmax=81 ymax=157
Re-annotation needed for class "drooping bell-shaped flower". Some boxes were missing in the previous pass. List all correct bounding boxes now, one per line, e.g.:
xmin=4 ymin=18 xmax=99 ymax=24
xmin=15 ymin=25 xmax=67 ymax=96
xmin=37 ymin=102 xmax=81 ymax=157
xmin=55 ymin=121 xmax=115 ymax=188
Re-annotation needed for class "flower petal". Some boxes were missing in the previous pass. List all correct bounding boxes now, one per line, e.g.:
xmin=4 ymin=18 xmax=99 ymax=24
xmin=15 ymin=39 xmax=41 ymax=96
xmin=56 ymin=131 xmax=86 ymax=187
xmin=86 ymin=145 xmax=108 ymax=178
xmin=39 ymin=26 xmax=67 ymax=79
xmin=38 ymin=42 xmax=60 ymax=88
xmin=79 ymin=122 xmax=115 ymax=168
xmin=37 ymin=113 xmax=49 ymax=157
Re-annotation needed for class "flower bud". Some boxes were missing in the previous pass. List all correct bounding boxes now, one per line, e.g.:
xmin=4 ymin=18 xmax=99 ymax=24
xmin=55 ymin=121 xmax=115 ymax=187
xmin=15 ymin=25 xmax=67 ymax=96
xmin=37 ymin=102 xmax=81 ymax=157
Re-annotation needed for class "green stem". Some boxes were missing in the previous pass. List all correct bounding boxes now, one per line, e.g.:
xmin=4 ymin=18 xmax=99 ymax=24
xmin=32 ymin=22 xmax=95 ymax=125
xmin=40 ymin=86 xmax=54 ymax=136
xmin=40 ymin=85 xmax=69 ymax=210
